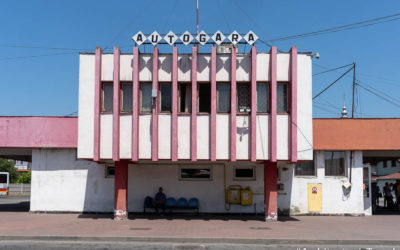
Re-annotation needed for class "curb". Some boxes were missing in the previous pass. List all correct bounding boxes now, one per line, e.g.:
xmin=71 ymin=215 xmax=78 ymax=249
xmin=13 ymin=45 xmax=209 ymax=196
xmin=0 ymin=236 xmax=400 ymax=246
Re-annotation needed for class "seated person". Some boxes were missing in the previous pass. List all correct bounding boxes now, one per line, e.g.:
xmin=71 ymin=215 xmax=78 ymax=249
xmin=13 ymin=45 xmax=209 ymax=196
xmin=154 ymin=187 xmax=166 ymax=214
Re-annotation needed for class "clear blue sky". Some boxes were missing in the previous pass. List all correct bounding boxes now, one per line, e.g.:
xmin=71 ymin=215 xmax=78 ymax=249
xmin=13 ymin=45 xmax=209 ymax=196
xmin=0 ymin=0 xmax=399 ymax=117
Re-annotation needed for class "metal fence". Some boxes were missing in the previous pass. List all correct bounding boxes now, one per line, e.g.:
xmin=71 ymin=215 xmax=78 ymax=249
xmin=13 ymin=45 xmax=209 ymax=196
xmin=8 ymin=184 xmax=31 ymax=195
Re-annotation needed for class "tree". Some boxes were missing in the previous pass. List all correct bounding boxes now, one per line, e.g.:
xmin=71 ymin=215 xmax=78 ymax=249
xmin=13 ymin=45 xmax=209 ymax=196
xmin=16 ymin=171 xmax=31 ymax=184
xmin=0 ymin=158 xmax=20 ymax=183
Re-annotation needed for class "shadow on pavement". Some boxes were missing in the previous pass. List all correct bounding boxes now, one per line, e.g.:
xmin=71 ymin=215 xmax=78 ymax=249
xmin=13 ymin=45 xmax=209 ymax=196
xmin=0 ymin=201 xmax=30 ymax=212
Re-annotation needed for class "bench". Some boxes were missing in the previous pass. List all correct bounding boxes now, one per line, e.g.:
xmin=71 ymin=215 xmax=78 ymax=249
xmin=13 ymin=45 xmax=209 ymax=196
xmin=144 ymin=197 xmax=199 ymax=215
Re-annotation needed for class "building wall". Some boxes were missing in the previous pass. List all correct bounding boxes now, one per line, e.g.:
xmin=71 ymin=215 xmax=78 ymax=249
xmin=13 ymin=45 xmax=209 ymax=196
xmin=278 ymin=151 xmax=365 ymax=215
xmin=78 ymin=51 xmax=313 ymax=161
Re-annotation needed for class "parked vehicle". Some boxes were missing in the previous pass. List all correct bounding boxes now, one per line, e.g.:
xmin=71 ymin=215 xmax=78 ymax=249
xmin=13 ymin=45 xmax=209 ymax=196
xmin=0 ymin=172 xmax=9 ymax=196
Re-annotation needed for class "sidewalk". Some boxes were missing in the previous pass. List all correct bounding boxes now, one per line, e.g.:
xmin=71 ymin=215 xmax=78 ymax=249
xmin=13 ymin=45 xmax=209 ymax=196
xmin=0 ymin=212 xmax=400 ymax=245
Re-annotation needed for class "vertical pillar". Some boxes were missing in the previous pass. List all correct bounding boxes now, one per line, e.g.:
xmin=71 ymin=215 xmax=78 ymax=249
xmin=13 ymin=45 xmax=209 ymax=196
xmin=191 ymin=46 xmax=197 ymax=161
xmin=290 ymin=47 xmax=298 ymax=163
xmin=113 ymin=47 xmax=120 ymax=162
xmin=264 ymin=161 xmax=278 ymax=221
xmin=114 ymin=160 xmax=128 ymax=220
xmin=171 ymin=46 xmax=178 ymax=161
xmin=250 ymin=46 xmax=257 ymax=162
xmin=210 ymin=46 xmax=217 ymax=162
xmin=230 ymin=46 xmax=237 ymax=161
xmin=269 ymin=47 xmax=277 ymax=162
xmin=93 ymin=47 xmax=102 ymax=161
xmin=152 ymin=47 xmax=159 ymax=161
xmin=132 ymin=47 xmax=139 ymax=161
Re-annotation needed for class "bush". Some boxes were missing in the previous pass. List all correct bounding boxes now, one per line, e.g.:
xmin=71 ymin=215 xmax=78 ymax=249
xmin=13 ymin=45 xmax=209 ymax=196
xmin=0 ymin=158 xmax=19 ymax=183
xmin=16 ymin=171 xmax=31 ymax=184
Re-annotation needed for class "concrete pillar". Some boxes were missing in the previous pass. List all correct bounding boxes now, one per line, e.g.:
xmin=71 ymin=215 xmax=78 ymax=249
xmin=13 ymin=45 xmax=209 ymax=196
xmin=114 ymin=160 xmax=128 ymax=220
xmin=264 ymin=161 xmax=278 ymax=221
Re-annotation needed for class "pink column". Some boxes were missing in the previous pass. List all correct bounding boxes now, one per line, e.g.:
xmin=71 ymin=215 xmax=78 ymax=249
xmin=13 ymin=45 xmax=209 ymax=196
xmin=191 ymin=46 xmax=197 ymax=161
xmin=114 ymin=160 xmax=128 ymax=220
xmin=113 ymin=47 xmax=120 ymax=162
xmin=230 ymin=47 xmax=237 ymax=161
xmin=250 ymin=46 xmax=257 ymax=162
xmin=171 ymin=46 xmax=178 ymax=161
xmin=93 ymin=47 xmax=102 ymax=161
xmin=210 ymin=46 xmax=217 ymax=162
xmin=269 ymin=47 xmax=277 ymax=162
xmin=290 ymin=47 xmax=298 ymax=163
xmin=264 ymin=161 xmax=278 ymax=221
xmin=132 ymin=47 xmax=139 ymax=161
xmin=152 ymin=47 xmax=159 ymax=161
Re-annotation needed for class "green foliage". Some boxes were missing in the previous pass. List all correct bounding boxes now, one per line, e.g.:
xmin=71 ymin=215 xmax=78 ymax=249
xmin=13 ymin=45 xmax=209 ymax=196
xmin=16 ymin=171 xmax=31 ymax=184
xmin=0 ymin=158 xmax=19 ymax=183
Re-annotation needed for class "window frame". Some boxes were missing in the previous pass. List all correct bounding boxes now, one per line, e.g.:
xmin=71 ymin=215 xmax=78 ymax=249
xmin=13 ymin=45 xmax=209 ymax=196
xmin=233 ymin=166 xmax=256 ymax=181
xmin=294 ymin=153 xmax=316 ymax=177
xmin=236 ymin=82 xmax=251 ymax=114
xmin=256 ymin=82 xmax=270 ymax=114
xmin=178 ymin=82 xmax=192 ymax=114
xmin=179 ymin=166 xmax=213 ymax=181
xmin=140 ymin=82 xmax=152 ymax=114
xmin=216 ymin=82 xmax=231 ymax=114
xmin=101 ymin=81 xmax=113 ymax=114
xmin=120 ymin=82 xmax=133 ymax=114
xmin=105 ymin=165 xmax=115 ymax=178
xmin=159 ymin=82 xmax=172 ymax=113
xmin=324 ymin=151 xmax=347 ymax=177
xmin=277 ymin=81 xmax=289 ymax=114
xmin=197 ymin=82 xmax=211 ymax=114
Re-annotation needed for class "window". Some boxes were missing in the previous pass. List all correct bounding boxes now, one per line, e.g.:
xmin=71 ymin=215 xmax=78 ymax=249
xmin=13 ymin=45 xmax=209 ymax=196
xmin=179 ymin=167 xmax=212 ymax=180
xmin=198 ymin=83 xmax=211 ymax=113
xmin=121 ymin=83 xmax=132 ymax=112
xmin=234 ymin=167 xmax=255 ymax=180
xmin=140 ymin=83 xmax=152 ymax=112
xmin=105 ymin=165 xmax=115 ymax=178
xmin=257 ymin=83 xmax=269 ymax=112
xmin=237 ymin=83 xmax=251 ymax=112
xmin=102 ymin=82 xmax=113 ymax=112
xmin=179 ymin=83 xmax=191 ymax=113
xmin=217 ymin=83 xmax=230 ymax=112
xmin=160 ymin=83 xmax=171 ymax=112
xmin=325 ymin=151 xmax=345 ymax=176
xmin=295 ymin=160 xmax=315 ymax=176
xmin=392 ymin=160 xmax=397 ymax=168
xmin=277 ymin=82 xmax=289 ymax=113
xmin=383 ymin=161 xmax=387 ymax=168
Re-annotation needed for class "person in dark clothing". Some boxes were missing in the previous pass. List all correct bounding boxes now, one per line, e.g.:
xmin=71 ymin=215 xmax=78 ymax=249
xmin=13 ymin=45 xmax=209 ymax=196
xmin=154 ymin=187 xmax=166 ymax=214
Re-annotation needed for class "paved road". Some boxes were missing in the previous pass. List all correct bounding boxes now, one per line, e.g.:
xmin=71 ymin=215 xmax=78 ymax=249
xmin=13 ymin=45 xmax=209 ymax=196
xmin=0 ymin=241 xmax=398 ymax=250
xmin=0 ymin=196 xmax=29 ymax=212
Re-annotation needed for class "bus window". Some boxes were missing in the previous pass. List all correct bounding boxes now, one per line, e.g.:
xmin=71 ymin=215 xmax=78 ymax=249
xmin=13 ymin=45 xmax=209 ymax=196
xmin=0 ymin=172 xmax=9 ymax=196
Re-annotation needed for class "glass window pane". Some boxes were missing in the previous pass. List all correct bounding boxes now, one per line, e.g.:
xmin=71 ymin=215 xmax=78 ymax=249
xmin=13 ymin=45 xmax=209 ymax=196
xmin=160 ymin=84 xmax=171 ymax=112
xmin=257 ymin=83 xmax=269 ymax=112
xmin=180 ymin=168 xmax=211 ymax=179
xmin=179 ymin=83 xmax=191 ymax=113
xmin=102 ymin=83 xmax=113 ymax=112
xmin=217 ymin=84 xmax=230 ymax=112
xmin=325 ymin=151 xmax=345 ymax=176
xmin=141 ymin=83 xmax=152 ymax=112
xmin=295 ymin=161 xmax=315 ymax=176
xmin=277 ymin=83 xmax=288 ymax=113
xmin=237 ymin=83 xmax=250 ymax=112
xmin=122 ymin=84 xmax=132 ymax=112
xmin=198 ymin=83 xmax=211 ymax=113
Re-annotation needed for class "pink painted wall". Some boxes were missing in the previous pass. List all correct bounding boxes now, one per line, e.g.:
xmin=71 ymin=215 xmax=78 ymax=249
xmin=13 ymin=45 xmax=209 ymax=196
xmin=0 ymin=117 xmax=77 ymax=148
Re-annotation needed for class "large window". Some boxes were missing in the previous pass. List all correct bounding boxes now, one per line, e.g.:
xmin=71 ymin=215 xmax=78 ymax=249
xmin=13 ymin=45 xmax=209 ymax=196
xmin=198 ymin=83 xmax=211 ymax=113
xmin=179 ymin=83 xmax=191 ymax=113
xmin=179 ymin=167 xmax=212 ymax=180
xmin=277 ymin=82 xmax=289 ymax=113
xmin=160 ymin=83 xmax=171 ymax=112
xmin=102 ymin=82 xmax=113 ymax=112
xmin=234 ymin=166 xmax=256 ymax=180
xmin=257 ymin=83 xmax=269 ymax=112
xmin=325 ymin=151 xmax=345 ymax=176
xmin=237 ymin=83 xmax=250 ymax=112
xmin=121 ymin=83 xmax=132 ymax=112
xmin=217 ymin=83 xmax=230 ymax=112
xmin=140 ymin=83 xmax=152 ymax=112
xmin=295 ymin=160 xmax=315 ymax=176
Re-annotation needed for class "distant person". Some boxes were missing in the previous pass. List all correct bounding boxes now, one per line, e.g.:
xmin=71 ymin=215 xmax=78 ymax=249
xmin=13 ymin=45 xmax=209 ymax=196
xmin=154 ymin=187 xmax=166 ymax=215
xmin=383 ymin=182 xmax=391 ymax=208
xmin=372 ymin=184 xmax=378 ymax=212
xmin=395 ymin=180 xmax=400 ymax=211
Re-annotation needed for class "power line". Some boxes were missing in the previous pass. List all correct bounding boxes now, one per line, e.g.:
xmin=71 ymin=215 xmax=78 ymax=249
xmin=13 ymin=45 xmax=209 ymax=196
xmin=267 ymin=13 xmax=400 ymax=42
xmin=313 ymin=66 xmax=354 ymax=100
xmin=0 ymin=51 xmax=79 ymax=61
xmin=313 ymin=63 xmax=353 ymax=76
xmin=357 ymin=83 xmax=400 ymax=109
xmin=0 ymin=45 xmax=88 ymax=51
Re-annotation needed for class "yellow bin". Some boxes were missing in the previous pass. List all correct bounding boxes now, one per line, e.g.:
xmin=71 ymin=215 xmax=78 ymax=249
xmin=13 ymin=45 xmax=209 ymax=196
xmin=227 ymin=185 xmax=242 ymax=204
xmin=241 ymin=187 xmax=253 ymax=206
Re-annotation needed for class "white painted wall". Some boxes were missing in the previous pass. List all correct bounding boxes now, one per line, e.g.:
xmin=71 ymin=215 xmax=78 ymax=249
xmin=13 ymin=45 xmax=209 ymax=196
xmin=278 ymin=150 xmax=365 ymax=215
xmin=78 ymin=52 xmax=313 ymax=161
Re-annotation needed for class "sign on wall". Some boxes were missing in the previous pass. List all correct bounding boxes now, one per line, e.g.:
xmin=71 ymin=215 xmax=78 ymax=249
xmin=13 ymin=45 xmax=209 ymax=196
xmin=132 ymin=30 xmax=258 ymax=46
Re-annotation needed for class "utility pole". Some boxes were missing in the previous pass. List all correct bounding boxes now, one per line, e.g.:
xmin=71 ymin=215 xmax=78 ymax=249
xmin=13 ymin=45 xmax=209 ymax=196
xmin=351 ymin=62 xmax=356 ymax=118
